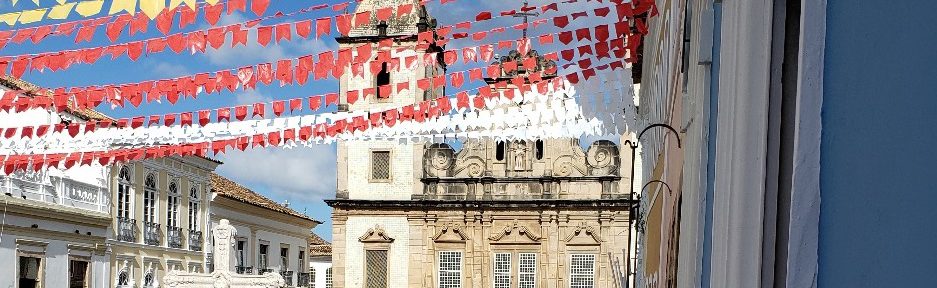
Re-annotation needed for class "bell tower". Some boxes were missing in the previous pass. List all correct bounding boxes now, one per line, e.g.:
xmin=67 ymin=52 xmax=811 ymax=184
xmin=330 ymin=1 xmax=444 ymax=288
xmin=335 ymin=0 xmax=444 ymax=201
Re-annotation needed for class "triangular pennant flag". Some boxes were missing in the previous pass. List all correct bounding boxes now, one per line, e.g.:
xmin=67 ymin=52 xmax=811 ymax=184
xmin=0 ymin=13 xmax=21 ymax=26
xmin=48 ymin=3 xmax=77 ymax=19
xmin=109 ymin=0 xmax=137 ymax=15
xmin=139 ymin=0 xmax=165 ymax=19
xmin=18 ymin=9 xmax=48 ymax=25
xmin=251 ymin=0 xmax=270 ymax=16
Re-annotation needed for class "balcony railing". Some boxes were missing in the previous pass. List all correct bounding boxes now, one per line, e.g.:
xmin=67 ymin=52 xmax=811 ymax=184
xmin=143 ymin=221 xmax=161 ymax=246
xmin=167 ymin=226 xmax=183 ymax=249
xmin=116 ymin=217 xmax=137 ymax=243
xmin=189 ymin=230 xmax=203 ymax=251
xmin=259 ymin=268 xmax=274 ymax=274
xmin=280 ymin=271 xmax=294 ymax=286
xmin=236 ymin=266 xmax=253 ymax=275
xmin=297 ymin=272 xmax=311 ymax=287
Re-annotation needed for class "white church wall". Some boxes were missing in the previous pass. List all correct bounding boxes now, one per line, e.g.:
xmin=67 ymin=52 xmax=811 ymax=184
xmin=343 ymin=216 xmax=409 ymax=288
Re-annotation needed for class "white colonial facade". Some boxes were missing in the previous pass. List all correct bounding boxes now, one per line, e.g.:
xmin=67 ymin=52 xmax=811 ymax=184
xmin=307 ymin=233 xmax=332 ymax=288
xmin=0 ymin=76 xmax=112 ymax=288
xmin=209 ymin=173 xmax=320 ymax=287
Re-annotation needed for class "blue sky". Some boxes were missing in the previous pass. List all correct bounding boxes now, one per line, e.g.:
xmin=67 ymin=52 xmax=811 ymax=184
xmin=0 ymin=0 xmax=615 ymax=241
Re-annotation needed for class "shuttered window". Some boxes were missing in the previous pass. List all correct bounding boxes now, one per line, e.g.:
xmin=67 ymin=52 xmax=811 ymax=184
xmin=371 ymin=151 xmax=391 ymax=180
xmin=365 ymin=250 xmax=388 ymax=288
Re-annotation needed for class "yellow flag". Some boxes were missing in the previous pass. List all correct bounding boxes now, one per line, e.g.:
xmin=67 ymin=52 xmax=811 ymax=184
xmin=182 ymin=0 xmax=196 ymax=10
xmin=0 ymin=12 xmax=20 ymax=26
xmin=139 ymin=0 xmax=165 ymax=20
xmin=109 ymin=0 xmax=137 ymax=15
xmin=75 ymin=0 xmax=105 ymax=17
xmin=205 ymin=0 xmax=219 ymax=5
xmin=18 ymin=8 xmax=47 ymax=24
xmin=47 ymin=2 xmax=76 ymax=19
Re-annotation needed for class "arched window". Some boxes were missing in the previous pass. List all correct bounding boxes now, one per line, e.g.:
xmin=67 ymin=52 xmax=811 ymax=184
xmin=535 ymin=139 xmax=545 ymax=160
xmin=117 ymin=166 xmax=133 ymax=219
xmin=167 ymin=180 xmax=180 ymax=228
xmin=376 ymin=62 xmax=390 ymax=99
xmin=143 ymin=173 xmax=158 ymax=224
xmin=188 ymin=185 xmax=200 ymax=232
xmin=496 ymin=141 xmax=506 ymax=161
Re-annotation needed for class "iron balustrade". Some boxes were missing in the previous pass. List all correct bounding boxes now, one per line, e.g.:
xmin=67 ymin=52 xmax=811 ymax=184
xmin=143 ymin=221 xmax=161 ymax=246
xmin=167 ymin=226 xmax=183 ymax=249
xmin=298 ymin=272 xmax=311 ymax=287
xmin=280 ymin=271 xmax=294 ymax=286
xmin=189 ymin=230 xmax=203 ymax=251
xmin=116 ymin=217 xmax=137 ymax=243
xmin=236 ymin=266 xmax=253 ymax=275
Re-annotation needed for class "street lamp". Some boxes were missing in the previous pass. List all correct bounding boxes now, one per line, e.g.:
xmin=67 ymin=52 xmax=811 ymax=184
xmin=623 ymin=123 xmax=681 ymax=288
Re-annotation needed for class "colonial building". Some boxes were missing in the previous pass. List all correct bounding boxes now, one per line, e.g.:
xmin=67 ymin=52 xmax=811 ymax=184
xmin=308 ymin=233 xmax=333 ymax=288
xmin=108 ymin=156 xmax=221 ymax=287
xmin=209 ymin=173 xmax=320 ymax=287
xmin=327 ymin=1 xmax=634 ymax=288
xmin=0 ymin=76 xmax=112 ymax=288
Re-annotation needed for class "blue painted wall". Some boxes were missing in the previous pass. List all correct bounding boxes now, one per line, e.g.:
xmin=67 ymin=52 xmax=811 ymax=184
xmin=820 ymin=1 xmax=937 ymax=286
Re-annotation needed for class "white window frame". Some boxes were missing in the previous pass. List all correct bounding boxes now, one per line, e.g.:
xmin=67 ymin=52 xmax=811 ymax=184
xmin=325 ymin=268 xmax=333 ymax=288
xmin=143 ymin=172 xmax=159 ymax=223
xmin=437 ymin=251 xmax=462 ymax=288
xmin=518 ymin=253 xmax=537 ymax=288
xmin=117 ymin=165 xmax=134 ymax=219
xmin=569 ymin=254 xmax=595 ymax=288
xmin=167 ymin=179 xmax=180 ymax=228
xmin=188 ymin=184 xmax=200 ymax=232
xmin=492 ymin=252 xmax=512 ymax=288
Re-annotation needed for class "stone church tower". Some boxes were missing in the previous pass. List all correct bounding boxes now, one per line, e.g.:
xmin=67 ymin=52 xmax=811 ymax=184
xmin=329 ymin=2 xmax=635 ymax=288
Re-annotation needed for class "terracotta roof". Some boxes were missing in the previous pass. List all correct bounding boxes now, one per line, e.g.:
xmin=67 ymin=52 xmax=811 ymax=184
xmin=0 ymin=75 xmax=112 ymax=121
xmin=308 ymin=232 xmax=332 ymax=256
xmin=210 ymin=173 xmax=319 ymax=223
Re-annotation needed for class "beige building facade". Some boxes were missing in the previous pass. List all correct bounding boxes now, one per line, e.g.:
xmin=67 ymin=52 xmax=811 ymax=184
xmin=107 ymin=156 xmax=221 ymax=287
xmin=327 ymin=1 xmax=634 ymax=288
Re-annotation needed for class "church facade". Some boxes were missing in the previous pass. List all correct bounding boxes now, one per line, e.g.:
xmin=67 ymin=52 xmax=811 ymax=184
xmin=327 ymin=1 xmax=634 ymax=288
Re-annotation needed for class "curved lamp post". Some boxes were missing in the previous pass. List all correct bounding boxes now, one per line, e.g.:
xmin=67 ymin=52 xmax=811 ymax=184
xmin=623 ymin=124 xmax=681 ymax=288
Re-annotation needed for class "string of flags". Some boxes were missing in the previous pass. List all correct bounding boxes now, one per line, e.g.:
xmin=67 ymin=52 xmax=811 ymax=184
xmin=0 ymin=0 xmax=661 ymax=172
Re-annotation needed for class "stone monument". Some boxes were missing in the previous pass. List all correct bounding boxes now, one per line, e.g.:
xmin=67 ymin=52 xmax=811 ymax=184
xmin=163 ymin=219 xmax=285 ymax=288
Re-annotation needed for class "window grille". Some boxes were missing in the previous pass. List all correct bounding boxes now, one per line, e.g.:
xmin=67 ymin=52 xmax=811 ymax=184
xmin=493 ymin=253 xmax=511 ymax=288
xmin=518 ymin=253 xmax=537 ymax=288
xmin=371 ymin=151 xmax=391 ymax=180
xmin=365 ymin=250 xmax=388 ymax=288
xmin=310 ymin=268 xmax=317 ymax=288
xmin=438 ymin=251 xmax=462 ymax=288
xmin=325 ymin=268 xmax=332 ymax=288
xmin=569 ymin=254 xmax=595 ymax=288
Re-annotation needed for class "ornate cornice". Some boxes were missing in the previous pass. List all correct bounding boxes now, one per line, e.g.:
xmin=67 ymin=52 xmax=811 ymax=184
xmin=432 ymin=222 xmax=470 ymax=243
xmin=488 ymin=221 xmax=542 ymax=242
xmin=359 ymin=225 xmax=395 ymax=243
xmin=564 ymin=222 xmax=601 ymax=244
xmin=326 ymin=199 xmax=636 ymax=210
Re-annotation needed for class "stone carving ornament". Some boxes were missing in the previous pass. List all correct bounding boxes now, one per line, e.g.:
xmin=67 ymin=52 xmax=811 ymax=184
xmin=586 ymin=140 xmax=620 ymax=176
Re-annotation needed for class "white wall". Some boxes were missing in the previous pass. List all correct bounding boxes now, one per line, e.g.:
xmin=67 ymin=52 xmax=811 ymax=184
xmin=309 ymin=258 xmax=332 ymax=288
xmin=343 ymin=216 xmax=409 ymax=288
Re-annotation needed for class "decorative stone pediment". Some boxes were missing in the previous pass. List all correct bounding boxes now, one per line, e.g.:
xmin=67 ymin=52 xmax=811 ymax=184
xmin=489 ymin=221 xmax=542 ymax=243
xmin=564 ymin=222 xmax=601 ymax=245
xmin=432 ymin=223 xmax=470 ymax=243
xmin=359 ymin=225 xmax=395 ymax=243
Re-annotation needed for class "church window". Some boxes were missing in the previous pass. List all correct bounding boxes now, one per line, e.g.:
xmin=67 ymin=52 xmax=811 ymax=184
xmin=518 ymin=253 xmax=537 ymax=288
xmin=365 ymin=250 xmax=388 ymax=288
xmin=438 ymin=251 xmax=463 ymax=288
xmin=371 ymin=151 xmax=391 ymax=181
xmin=493 ymin=253 xmax=512 ymax=288
xmin=496 ymin=141 xmax=506 ymax=161
xmin=569 ymin=254 xmax=596 ymax=288
xmin=325 ymin=268 xmax=333 ymax=288
xmin=535 ymin=140 xmax=544 ymax=160
xmin=376 ymin=62 xmax=391 ymax=99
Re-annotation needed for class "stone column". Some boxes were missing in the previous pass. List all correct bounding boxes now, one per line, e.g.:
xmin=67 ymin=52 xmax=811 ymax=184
xmin=332 ymin=212 xmax=348 ymax=288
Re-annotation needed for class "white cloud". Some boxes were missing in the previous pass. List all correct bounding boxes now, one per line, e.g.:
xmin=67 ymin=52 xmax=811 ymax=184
xmin=215 ymin=144 xmax=337 ymax=203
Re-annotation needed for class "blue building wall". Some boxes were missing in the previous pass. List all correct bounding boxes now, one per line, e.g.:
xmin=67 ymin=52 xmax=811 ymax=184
xmin=820 ymin=1 xmax=937 ymax=286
